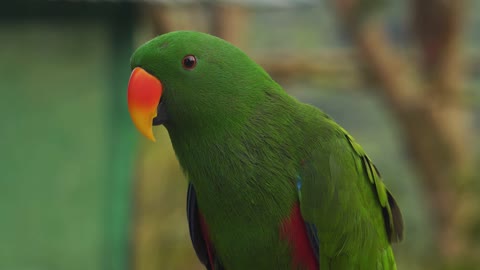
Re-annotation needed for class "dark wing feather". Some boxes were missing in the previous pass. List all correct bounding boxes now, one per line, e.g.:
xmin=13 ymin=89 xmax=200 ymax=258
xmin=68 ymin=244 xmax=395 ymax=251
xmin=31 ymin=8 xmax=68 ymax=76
xmin=345 ymin=134 xmax=404 ymax=243
xmin=305 ymin=222 xmax=320 ymax=261
xmin=187 ymin=183 xmax=225 ymax=270
xmin=187 ymin=184 xmax=212 ymax=269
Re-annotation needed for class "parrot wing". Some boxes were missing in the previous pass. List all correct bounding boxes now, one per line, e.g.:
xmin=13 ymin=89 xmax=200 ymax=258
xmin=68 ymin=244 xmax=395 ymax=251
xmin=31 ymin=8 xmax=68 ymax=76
xmin=298 ymin=125 xmax=403 ymax=270
xmin=187 ymin=183 xmax=225 ymax=270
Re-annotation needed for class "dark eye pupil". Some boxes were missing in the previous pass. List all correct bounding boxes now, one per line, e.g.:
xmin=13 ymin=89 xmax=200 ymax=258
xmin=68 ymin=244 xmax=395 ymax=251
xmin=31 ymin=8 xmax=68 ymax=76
xmin=183 ymin=55 xmax=197 ymax=69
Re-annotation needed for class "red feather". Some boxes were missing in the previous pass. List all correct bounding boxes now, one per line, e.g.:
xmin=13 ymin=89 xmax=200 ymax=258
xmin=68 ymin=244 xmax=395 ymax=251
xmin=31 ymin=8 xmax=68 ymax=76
xmin=280 ymin=204 xmax=318 ymax=270
xmin=199 ymin=214 xmax=215 ymax=270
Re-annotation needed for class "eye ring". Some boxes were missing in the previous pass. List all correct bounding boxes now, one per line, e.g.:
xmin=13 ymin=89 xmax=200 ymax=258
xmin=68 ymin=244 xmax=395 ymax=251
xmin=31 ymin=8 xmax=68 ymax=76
xmin=182 ymin=55 xmax=197 ymax=70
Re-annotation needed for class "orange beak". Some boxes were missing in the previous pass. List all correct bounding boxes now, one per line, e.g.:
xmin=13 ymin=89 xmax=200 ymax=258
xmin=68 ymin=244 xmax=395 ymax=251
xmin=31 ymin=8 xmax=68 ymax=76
xmin=127 ymin=67 xmax=163 ymax=142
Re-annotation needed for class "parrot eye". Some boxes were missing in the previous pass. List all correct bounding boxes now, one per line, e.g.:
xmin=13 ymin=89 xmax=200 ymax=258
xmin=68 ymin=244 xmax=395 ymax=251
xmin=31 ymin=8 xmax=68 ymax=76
xmin=182 ymin=55 xmax=197 ymax=70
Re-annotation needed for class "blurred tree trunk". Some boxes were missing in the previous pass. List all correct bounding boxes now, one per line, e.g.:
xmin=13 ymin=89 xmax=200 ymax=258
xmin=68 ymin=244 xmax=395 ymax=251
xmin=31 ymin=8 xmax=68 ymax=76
xmin=147 ymin=2 xmax=249 ymax=48
xmin=209 ymin=4 xmax=250 ymax=49
xmin=333 ymin=0 xmax=475 ymax=265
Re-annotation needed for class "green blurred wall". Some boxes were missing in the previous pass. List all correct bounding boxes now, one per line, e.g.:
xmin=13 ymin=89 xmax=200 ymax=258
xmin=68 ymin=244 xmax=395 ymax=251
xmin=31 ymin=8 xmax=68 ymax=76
xmin=0 ymin=3 xmax=138 ymax=270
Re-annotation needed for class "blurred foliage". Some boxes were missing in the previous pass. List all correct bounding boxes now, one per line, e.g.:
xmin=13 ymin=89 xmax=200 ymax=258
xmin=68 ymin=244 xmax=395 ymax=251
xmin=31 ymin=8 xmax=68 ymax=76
xmin=0 ymin=3 xmax=137 ymax=270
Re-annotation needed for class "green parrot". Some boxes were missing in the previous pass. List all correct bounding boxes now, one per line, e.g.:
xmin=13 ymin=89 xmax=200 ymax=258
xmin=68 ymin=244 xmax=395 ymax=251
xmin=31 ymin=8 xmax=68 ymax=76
xmin=127 ymin=31 xmax=403 ymax=270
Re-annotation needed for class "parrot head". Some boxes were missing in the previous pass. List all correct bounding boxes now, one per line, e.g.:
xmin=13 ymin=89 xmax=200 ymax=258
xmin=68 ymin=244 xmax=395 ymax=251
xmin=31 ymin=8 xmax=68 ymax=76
xmin=127 ymin=31 xmax=274 ymax=142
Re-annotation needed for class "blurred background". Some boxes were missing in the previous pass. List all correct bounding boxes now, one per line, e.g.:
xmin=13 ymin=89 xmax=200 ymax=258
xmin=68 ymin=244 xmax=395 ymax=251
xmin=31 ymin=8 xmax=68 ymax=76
xmin=1 ymin=0 xmax=479 ymax=270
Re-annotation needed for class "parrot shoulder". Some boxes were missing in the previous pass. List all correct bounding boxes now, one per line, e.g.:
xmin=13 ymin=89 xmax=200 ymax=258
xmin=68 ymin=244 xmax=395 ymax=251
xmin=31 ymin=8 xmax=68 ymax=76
xmin=296 ymin=111 xmax=403 ymax=268
xmin=343 ymin=133 xmax=404 ymax=243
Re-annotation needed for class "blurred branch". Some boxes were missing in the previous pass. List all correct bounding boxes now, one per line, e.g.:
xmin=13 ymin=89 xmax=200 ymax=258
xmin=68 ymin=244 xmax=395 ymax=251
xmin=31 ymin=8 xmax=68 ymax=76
xmin=254 ymin=50 xmax=358 ymax=82
xmin=411 ymin=0 xmax=470 ymax=177
xmin=333 ymin=0 xmax=419 ymax=111
xmin=148 ymin=3 xmax=209 ymax=35
xmin=413 ymin=0 xmax=465 ymax=96
xmin=149 ymin=5 xmax=176 ymax=34
xmin=147 ymin=3 xmax=249 ymax=49
xmin=209 ymin=4 xmax=250 ymax=49
xmin=353 ymin=24 xmax=417 ymax=111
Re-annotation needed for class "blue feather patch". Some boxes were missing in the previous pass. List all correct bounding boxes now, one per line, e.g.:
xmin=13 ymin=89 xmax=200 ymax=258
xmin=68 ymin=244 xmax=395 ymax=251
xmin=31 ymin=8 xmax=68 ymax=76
xmin=296 ymin=174 xmax=302 ymax=200
xmin=296 ymin=174 xmax=320 ymax=261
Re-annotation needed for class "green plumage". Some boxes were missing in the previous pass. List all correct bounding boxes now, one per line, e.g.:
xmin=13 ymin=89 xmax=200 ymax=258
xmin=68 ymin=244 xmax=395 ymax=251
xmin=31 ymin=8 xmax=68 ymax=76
xmin=130 ymin=31 xmax=403 ymax=270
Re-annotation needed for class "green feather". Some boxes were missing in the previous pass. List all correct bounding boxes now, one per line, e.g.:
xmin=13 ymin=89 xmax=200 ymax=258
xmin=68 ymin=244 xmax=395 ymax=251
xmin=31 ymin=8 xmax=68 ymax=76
xmin=130 ymin=31 xmax=403 ymax=270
